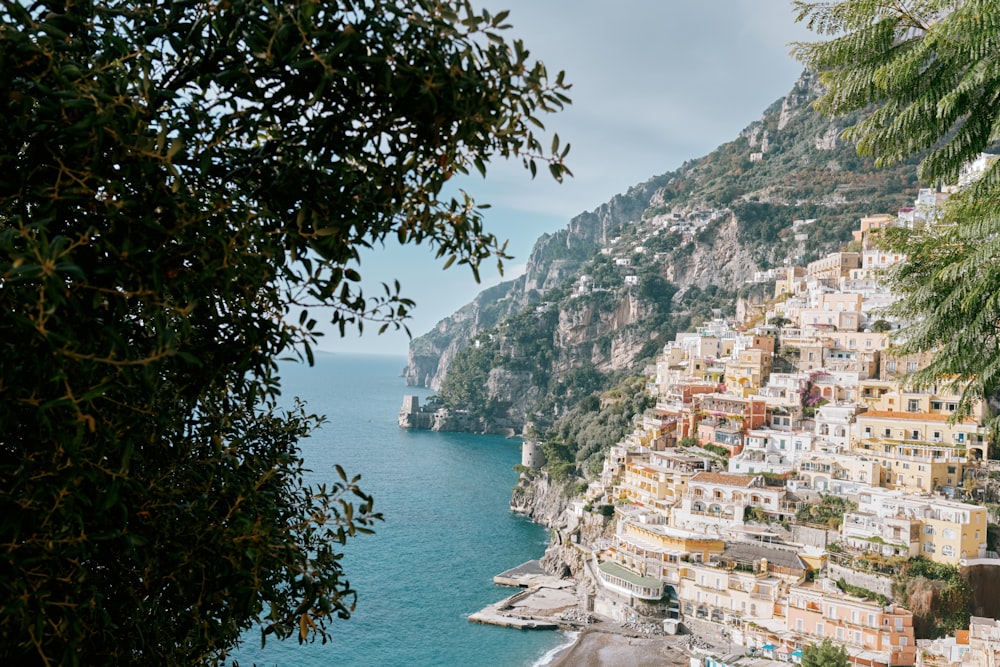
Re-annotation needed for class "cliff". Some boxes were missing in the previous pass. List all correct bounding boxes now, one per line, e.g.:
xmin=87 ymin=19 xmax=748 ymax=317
xmin=511 ymin=473 xmax=615 ymax=583
xmin=403 ymin=70 xmax=919 ymax=433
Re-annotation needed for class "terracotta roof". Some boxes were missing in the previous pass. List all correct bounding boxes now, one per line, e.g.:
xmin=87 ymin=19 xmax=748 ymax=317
xmin=691 ymin=471 xmax=756 ymax=487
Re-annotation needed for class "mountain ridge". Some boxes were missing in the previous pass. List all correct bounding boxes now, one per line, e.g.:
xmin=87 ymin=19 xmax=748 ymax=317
xmin=403 ymin=70 xmax=920 ymax=433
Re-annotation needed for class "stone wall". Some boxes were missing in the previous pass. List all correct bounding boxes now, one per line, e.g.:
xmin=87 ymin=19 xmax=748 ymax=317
xmin=789 ymin=524 xmax=839 ymax=549
xmin=826 ymin=563 xmax=895 ymax=599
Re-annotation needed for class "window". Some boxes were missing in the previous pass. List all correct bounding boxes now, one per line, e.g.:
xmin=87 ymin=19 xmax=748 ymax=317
xmin=816 ymin=623 xmax=825 ymax=637
xmin=836 ymin=627 xmax=845 ymax=640
xmin=924 ymin=525 xmax=935 ymax=535
xmin=907 ymin=399 xmax=920 ymax=412
xmin=943 ymin=528 xmax=956 ymax=539
xmin=796 ymin=618 xmax=804 ymax=631
xmin=868 ymin=614 xmax=876 ymax=627
xmin=911 ymin=430 xmax=920 ymax=440
xmin=887 ymin=360 xmax=897 ymax=372
xmin=931 ymin=401 xmax=942 ymax=410
xmin=907 ymin=361 xmax=918 ymax=372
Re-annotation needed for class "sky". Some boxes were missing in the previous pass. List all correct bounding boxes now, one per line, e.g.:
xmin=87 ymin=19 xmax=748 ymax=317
xmin=322 ymin=1 xmax=817 ymax=357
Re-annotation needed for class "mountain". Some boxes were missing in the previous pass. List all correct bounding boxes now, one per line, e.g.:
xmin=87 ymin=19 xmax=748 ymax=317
xmin=403 ymin=71 xmax=920 ymax=434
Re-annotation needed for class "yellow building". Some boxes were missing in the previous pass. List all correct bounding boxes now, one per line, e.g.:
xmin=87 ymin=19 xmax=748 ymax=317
xmin=724 ymin=348 xmax=772 ymax=394
xmin=620 ymin=461 xmax=673 ymax=508
xmin=856 ymin=380 xmax=989 ymax=461
xmin=775 ymin=266 xmax=806 ymax=299
xmin=606 ymin=512 xmax=725 ymax=588
xmin=852 ymin=488 xmax=989 ymax=564
xmin=807 ymin=251 xmax=861 ymax=283
xmin=619 ymin=450 xmax=704 ymax=509
xmin=920 ymin=499 xmax=989 ymax=563
xmin=854 ymin=409 xmax=983 ymax=491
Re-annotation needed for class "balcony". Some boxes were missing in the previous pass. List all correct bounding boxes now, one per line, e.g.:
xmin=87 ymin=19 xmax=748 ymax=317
xmin=598 ymin=561 xmax=664 ymax=600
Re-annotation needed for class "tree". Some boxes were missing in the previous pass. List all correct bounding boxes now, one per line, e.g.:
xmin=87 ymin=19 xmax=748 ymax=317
xmin=801 ymin=638 xmax=850 ymax=667
xmin=0 ymin=1 xmax=570 ymax=664
xmin=792 ymin=1 xmax=1000 ymax=424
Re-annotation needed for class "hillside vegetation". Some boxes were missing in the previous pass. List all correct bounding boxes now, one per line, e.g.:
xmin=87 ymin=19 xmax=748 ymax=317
xmin=406 ymin=71 xmax=919 ymax=439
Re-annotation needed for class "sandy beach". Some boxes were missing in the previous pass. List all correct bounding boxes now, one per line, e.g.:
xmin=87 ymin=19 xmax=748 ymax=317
xmin=547 ymin=629 xmax=690 ymax=667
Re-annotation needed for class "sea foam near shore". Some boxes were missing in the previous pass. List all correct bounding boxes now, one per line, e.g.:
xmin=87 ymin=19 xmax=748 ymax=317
xmin=532 ymin=630 xmax=579 ymax=667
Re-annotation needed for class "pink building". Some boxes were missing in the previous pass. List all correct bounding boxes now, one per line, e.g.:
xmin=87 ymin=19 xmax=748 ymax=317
xmin=784 ymin=581 xmax=916 ymax=667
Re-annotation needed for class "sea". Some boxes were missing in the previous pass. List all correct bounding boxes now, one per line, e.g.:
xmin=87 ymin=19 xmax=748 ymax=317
xmin=228 ymin=353 xmax=571 ymax=667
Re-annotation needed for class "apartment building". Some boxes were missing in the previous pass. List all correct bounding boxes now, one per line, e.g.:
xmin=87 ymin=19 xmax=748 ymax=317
xmin=792 ymin=450 xmax=880 ymax=494
xmin=695 ymin=394 xmax=768 ymax=455
xmin=807 ymin=251 xmax=861 ymax=284
xmin=853 ymin=411 xmax=977 ymax=491
xmin=961 ymin=616 xmax=1000 ymax=667
xmin=784 ymin=579 xmax=916 ymax=667
xmin=674 ymin=472 xmax=789 ymax=530
xmin=608 ymin=510 xmax=725 ymax=582
xmin=619 ymin=450 xmax=706 ymax=510
xmin=677 ymin=558 xmax=782 ymax=627
xmin=847 ymin=488 xmax=988 ymax=564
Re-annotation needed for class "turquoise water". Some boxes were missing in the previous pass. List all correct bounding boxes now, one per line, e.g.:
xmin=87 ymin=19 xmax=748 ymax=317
xmin=229 ymin=353 xmax=568 ymax=667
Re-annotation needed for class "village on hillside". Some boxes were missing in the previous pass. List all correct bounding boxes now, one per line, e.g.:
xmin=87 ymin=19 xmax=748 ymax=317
xmin=522 ymin=156 xmax=1000 ymax=667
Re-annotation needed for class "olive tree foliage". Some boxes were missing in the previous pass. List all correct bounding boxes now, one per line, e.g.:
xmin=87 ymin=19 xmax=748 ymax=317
xmin=0 ymin=0 xmax=570 ymax=664
xmin=793 ymin=1 xmax=1000 ymax=423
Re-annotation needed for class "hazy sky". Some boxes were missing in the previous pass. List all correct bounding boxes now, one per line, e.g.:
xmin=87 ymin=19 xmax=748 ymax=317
xmin=321 ymin=1 xmax=817 ymax=358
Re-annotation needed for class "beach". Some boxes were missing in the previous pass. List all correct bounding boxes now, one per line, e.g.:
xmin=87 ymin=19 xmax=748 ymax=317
xmin=547 ymin=629 xmax=690 ymax=667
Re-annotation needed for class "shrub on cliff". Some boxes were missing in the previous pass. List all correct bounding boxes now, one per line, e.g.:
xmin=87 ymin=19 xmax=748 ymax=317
xmin=892 ymin=558 xmax=971 ymax=638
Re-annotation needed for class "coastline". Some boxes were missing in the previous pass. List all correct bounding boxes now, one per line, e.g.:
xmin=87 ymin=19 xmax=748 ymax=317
xmin=543 ymin=628 xmax=690 ymax=667
xmin=470 ymin=561 xmax=693 ymax=666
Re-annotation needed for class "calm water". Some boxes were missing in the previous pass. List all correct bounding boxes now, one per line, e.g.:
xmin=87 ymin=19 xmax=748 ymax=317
xmin=229 ymin=353 xmax=568 ymax=667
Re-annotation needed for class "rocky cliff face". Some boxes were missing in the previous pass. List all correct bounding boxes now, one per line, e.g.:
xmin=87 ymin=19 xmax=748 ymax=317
xmin=662 ymin=213 xmax=759 ymax=289
xmin=402 ymin=70 xmax=918 ymax=434
xmin=511 ymin=474 xmax=616 ymax=580
xmin=404 ymin=174 xmax=669 ymax=391
xmin=403 ymin=279 xmax=522 ymax=390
